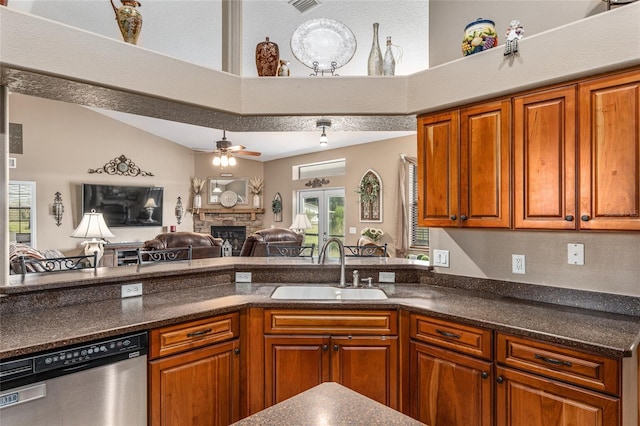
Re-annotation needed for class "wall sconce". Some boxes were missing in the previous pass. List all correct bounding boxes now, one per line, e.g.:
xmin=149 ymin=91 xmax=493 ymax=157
xmin=175 ymin=196 xmax=185 ymax=224
xmin=317 ymin=119 xmax=331 ymax=147
xmin=52 ymin=191 xmax=64 ymax=226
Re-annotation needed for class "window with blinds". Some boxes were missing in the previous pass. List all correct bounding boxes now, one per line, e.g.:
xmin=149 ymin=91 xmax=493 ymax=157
xmin=9 ymin=181 xmax=35 ymax=245
xmin=408 ymin=162 xmax=429 ymax=248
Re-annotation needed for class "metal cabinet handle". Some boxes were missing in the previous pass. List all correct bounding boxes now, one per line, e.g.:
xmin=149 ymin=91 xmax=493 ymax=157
xmin=581 ymin=215 xmax=590 ymax=222
xmin=534 ymin=353 xmax=572 ymax=367
xmin=450 ymin=215 xmax=457 ymax=221
xmin=460 ymin=215 xmax=468 ymax=221
xmin=322 ymin=344 xmax=328 ymax=351
xmin=435 ymin=329 xmax=461 ymax=339
xmin=564 ymin=215 xmax=574 ymax=222
xmin=333 ymin=345 xmax=339 ymax=351
xmin=481 ymin=371 xmax=489 ymax=379
xmin=234 ymin=348 xmax=240 ymax=355
xmin=496 ymin=376 xmax=504 ymax=384
xmin=186 ymin=328 xmax=212 ymax=338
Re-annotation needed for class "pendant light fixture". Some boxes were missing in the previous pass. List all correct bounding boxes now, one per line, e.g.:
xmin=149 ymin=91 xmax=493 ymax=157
xmin=317 ymin=119 xmax=331 ymax=147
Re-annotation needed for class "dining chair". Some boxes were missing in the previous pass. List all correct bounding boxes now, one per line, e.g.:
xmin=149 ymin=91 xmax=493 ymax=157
xmin=266 ymin=243 xmax=315 ymax=259
xmin=344 ymin=243 xmax=387 ymax=257
xmin=136 ymin=245 xmax=193 ymax=265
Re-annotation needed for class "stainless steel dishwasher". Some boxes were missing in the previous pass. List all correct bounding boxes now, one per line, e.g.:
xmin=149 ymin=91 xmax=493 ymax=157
xmin=0 ymin=331 xmax=147 ymax=426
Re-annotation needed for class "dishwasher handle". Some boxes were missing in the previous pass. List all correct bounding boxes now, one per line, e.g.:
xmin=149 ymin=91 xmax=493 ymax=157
xmin=0 ymin=383 xmax=46 ymax=410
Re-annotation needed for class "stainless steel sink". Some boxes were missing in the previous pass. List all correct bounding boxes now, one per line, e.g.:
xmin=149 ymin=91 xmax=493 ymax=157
xmin=270 ymin=285 xmax=388 ymax=300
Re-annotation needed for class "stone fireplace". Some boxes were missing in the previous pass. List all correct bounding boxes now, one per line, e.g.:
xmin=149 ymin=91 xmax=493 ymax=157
xmin=192 ymin=208 xmax=265 ymax=256
xmin=211 ymin=226 xmax=246 ymax=256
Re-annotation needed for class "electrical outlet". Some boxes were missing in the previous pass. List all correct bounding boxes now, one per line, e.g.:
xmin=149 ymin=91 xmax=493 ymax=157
xmin=379 ymin=272 xmax=395 ymax=283
xmin=512 ymin=254 xmax=526 ymax=274
xmin=568 ymin=243 xmax=584 ymax=265
xmin=121 ymin=283 xmax=143 ymax=298
xmin=432 ymin=250 xmax=450 ymax=267
xmin=235 ymin=272 xmax=252 ymax=283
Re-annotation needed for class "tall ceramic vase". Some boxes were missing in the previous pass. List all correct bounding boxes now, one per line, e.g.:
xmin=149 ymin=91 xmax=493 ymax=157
xmin=110 ymin=0 xmax=143 ymax=45
xmin=367 ymin=23 xmax=383 ymax=76
xmin=256 ymin=37 xmax=280 ymax=77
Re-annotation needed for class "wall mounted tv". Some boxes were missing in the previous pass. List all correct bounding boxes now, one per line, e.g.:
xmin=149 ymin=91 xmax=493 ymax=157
xmin=81 ymin=184 xmax=164 ymax=227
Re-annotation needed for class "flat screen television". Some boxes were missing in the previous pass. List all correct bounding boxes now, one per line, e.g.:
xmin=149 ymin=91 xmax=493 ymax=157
xmin=81 ymin=184 xmax=164 ymax=227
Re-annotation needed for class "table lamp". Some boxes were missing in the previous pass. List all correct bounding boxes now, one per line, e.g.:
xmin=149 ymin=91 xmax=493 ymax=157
xmin=289 ymin=213 xmax=312 ymax=234
xmin=71 ymin=209 xmax=115 ymax=264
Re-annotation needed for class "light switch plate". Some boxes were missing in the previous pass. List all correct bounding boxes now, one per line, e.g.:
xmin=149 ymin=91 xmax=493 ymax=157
xmin=236 ymin=272 xmax=252 ymax=283
xmin=349 ymin=227 xmax=357 ymax=234
xmin=568 ymin=243 xmax=584 ymax=265
xmin=432 ymin=250 xmax=450 ymax=267
xmin=379 ymin=272 xmax=395 ymax=283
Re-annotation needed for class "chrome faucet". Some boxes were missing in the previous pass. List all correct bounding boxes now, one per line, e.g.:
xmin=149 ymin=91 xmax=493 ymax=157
xmin=318 ymin=237 xmax=346 ymax=287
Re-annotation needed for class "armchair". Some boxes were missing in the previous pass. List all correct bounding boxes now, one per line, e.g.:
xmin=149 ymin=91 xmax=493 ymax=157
xmin=239 ymin=228 xmax=303 ymax=257
xmin=143 ymin=232 xmax=223 ymax=259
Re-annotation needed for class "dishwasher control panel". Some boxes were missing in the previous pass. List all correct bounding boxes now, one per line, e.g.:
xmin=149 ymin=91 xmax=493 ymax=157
xmin=0 ymin=332 xmax=148 ymax=387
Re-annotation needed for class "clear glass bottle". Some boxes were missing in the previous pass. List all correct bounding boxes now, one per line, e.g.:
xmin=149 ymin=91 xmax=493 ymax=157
xmin=383 ymin=36 xmax=395 ymax=76
xmin=367 ymin=23 xmax=383 ymax=76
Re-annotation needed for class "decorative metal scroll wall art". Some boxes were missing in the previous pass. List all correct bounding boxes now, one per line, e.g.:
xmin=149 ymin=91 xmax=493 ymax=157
xmin=358 ymin=169 xmax=382 ymax=222
xmin=305 ymin=178 xmax=330 ymax=188
xmin=52 ymin=191 xmax=64 ymax=226
xmin=88 ymin=154 xmax=154 ymax=177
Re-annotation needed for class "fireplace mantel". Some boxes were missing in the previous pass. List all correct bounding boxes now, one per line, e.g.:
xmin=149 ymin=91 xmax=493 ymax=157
xmin=194 ymin=208 xmax=265 ymax=221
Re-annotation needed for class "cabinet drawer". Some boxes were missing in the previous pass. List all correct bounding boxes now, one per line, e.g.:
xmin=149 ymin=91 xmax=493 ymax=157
xmin=496 ymin=333 xmax=620 ymax=396
xmin=150 ymin=312 xmax=239 ymax=359
xmin=264 ymin=310 xmax=397 ymax=335
xmin=410 ymin=314 xmax=492 ymax=360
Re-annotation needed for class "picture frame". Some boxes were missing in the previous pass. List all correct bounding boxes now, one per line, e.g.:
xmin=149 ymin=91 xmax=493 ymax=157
xmin=358 ymin=169 xmax=383 ymax=222
xmin=208 ymin=177 xmax=249 ymax=205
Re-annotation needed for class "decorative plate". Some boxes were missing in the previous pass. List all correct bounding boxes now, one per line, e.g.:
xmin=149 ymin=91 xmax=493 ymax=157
xmin=220 ymin=190 xmax=238 ymax=208
xmin=291 ymin=18 xmax=357 ymax=71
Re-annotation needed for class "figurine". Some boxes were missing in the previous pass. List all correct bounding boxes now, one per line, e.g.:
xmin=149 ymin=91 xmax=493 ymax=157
xmin=504 ymin=20 xmax=524 ymax=56
xmin=277 ymin=59 xmax=290 ymax=77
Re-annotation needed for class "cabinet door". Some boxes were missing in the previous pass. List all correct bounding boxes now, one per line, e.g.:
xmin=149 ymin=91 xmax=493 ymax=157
xmin=417 ymin=111 xmax=460 ymax=227
xmin=513 ymin=86 xmax=577 ymax=229
xmin=331 ymin=336 xmax=399 ymax=409
xmin=495 ymin=366 xmax=619 ymax=426
xmin=410 ymin=341 xmax=492 ymax=426
xmin=149 ymin=339 xmax=240 ymax=426
xmin=579 ymin=71 xmax=640 ymax=230
xmin=264 ymin=335 xmax=330 ymax=406
xmin=460 ymin=100 xmax=511 ymax=228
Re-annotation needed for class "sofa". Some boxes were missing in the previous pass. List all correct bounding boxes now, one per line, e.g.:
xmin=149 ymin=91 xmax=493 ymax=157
xmin=143 ymin=232 xmax=223 ymax=259
xmin=239 ymin=228 xmax=303 ymax=257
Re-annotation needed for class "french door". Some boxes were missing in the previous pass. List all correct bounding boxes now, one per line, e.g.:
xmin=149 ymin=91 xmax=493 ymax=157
xmin=296 ymin=189 xmax=345 ymax=255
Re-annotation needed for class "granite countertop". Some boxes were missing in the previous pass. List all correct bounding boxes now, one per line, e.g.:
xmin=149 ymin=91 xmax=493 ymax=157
xmin=232 ymin=382 xmax=425 ymax=425
xmin=1 ymin=280 xmax=639 ymax=360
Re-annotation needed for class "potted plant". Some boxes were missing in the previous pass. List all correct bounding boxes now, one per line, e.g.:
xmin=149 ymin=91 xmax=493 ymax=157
xmin=249 ymin=177 xmax=264 ymax=208
xmin=191 ymin=177 xmax=205 ymax=212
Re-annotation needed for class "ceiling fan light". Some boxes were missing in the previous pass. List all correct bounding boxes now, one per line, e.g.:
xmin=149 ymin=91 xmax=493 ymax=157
xmin=213 ymin=156 xmax=221 ymax=166
xmin=319 ymin=127 xmax=328 ymax=147
xmin=221 ymin=154 xmax=229 ymax=167
xmin=228 ymin=155 xmax=237 ymax=166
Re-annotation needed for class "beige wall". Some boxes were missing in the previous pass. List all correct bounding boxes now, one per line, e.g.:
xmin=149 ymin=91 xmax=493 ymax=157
xmin=262 ymin=135 xmax=417 ymax=253
xmin=430 ymin=228 xmax=640 ymax=297
xmin=429 ymin=0 xmax=605 ymax=67
xmin=9 ymin=94 xmax=195 ymax=253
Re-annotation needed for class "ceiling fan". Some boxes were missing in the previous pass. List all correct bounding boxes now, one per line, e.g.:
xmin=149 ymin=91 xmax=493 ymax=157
xmin=211 ymin=130 xmax=261 ymax=157
xmin=196 ymin=130 xmax=261 ymax=167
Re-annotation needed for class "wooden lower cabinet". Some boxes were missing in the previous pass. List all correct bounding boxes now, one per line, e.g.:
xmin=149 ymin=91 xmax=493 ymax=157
xmin=495 ymin=366 xmax=619 ymax=426
xmin=264 ymin=334 xmax=398 ymax=409
xmin=149 ymin=339 xmax=240 ymax=426
xmin=410 ymin=340 xmax=493 ymax=426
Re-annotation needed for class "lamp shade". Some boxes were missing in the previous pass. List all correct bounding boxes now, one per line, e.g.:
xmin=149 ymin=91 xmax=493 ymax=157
xmin=289 ymin=213 xmax=312 ymax=231
xmin=70 ymin=210 xmax=115 ymax=239
xmin=144 ymin=197 xmax=158 ymax=208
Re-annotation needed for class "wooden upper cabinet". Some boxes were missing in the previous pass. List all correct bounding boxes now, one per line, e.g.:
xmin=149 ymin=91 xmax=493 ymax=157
xmin=417 ymin=111 xmax=460 ymax=227
xmin=459 ymin=100 xmax=511 ymax=228
xmin=417 ymin=99 xmax=510 ymax=228
xmin=513 ymin=86 xmax=577 ymax=229
xmin=579 ymin=70 xmax=640 ymax=230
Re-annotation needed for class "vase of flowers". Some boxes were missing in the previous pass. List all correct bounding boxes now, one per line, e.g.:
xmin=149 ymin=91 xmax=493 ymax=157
xmin=191 ymin=177 xmax=205 ymax=211
xmin=249 ymin=177 xmax=264 ymax=208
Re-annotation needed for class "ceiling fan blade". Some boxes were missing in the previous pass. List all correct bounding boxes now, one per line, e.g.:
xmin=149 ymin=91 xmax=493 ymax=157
xmin=227 ymin=144 xmax=247 ymax=151
xmin=236 ymin=150 xmax=262 ymax=157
